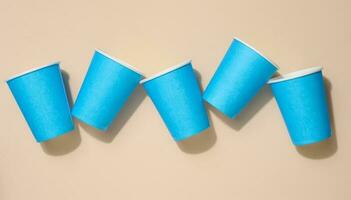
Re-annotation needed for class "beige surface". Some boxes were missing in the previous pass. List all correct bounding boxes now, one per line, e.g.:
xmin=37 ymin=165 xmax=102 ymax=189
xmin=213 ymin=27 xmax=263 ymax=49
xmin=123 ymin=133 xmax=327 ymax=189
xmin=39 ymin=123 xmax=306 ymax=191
xmin=1 ymin=0 xmax=350 ymax=199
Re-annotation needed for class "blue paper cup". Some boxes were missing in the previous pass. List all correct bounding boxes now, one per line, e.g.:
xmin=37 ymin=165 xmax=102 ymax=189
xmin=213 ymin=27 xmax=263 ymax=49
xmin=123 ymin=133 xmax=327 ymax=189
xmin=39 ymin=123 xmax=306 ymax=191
xmin=140 ymin=60 xmax=210 ymax=141
xmin=203 ymin=38 xmax=279 ymax=118
xmin=268 ymin=67 xmax=331 ymax=146
xmin=6 ymin=62 xmax=74 ymax=143
xmin=72 ymin=49 xmax=144 ymax=131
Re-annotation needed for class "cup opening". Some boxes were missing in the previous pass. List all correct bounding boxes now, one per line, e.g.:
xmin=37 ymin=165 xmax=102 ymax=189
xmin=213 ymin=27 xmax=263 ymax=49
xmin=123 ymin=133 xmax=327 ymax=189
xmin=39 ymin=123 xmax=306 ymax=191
xmin=139 ymin=59 xmax=192 ymax=84
xmin=95 ymin=49 xmax=145 ymax=76
xmin=268 ymin=66 xmax=323 ymax=84
xmin=234 ymin=37 xmax=280 ymax=70
xmin=6 ymin=61 xmax=60 ymax=82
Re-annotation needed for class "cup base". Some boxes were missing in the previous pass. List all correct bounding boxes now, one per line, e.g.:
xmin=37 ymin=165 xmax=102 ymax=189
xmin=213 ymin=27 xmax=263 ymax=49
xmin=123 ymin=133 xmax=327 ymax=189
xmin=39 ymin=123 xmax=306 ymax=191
xmin=174 ymin=125 xmax=210 ymax=142
xmin=36 ymin=126 xmax=75 ymax=143
xmin=72 ymin=112 xmax=108 ymax=132
xmin=292 ymin=132 xmax=332 ymax=146
xmin=203 ymin=97 xmax=239 ymax=119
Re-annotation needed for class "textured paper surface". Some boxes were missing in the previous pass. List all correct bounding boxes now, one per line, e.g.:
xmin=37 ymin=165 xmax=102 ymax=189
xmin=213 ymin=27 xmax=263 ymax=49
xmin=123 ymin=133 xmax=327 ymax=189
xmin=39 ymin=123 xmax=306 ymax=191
xmin=203 ymin=39 xmax=278 ymax=118
xmin=72 ymin=50 xmax=143 ymax=131
xmin=1 ymin=0 xmax=350 ymax=199
xmin=270 ymin=71 xmax=331 ymax=146
xmin=142 ymin=62 xmax=209 ymax=141
xmin=7 ymin=63 xmax=74 ymax=142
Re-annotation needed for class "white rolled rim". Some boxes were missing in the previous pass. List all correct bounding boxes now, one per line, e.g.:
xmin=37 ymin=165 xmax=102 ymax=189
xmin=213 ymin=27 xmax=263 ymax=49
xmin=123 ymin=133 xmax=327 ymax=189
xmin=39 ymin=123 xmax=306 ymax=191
xmin=6 ymin=61 xmax=60 ymax=82
xmin=95 ymin=49 xmax=145 ymax=76
xmin=139 ymin=59 xmax=192 ymax=84
xmin=234 ymin=37 xmax=280 ymax=70
xmin=268 ymin=66 xmax=323 ymax=84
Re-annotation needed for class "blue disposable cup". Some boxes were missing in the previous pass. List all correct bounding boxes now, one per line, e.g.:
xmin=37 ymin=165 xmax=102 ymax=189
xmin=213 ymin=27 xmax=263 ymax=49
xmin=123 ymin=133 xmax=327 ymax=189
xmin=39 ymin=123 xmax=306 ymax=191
xmin=268 ymin=67 xmax=331 ymax=146
xmin=203 ymin=38 xmax=279 ymax=118
xmin=72 ymin=49 xmax=144 ymax=131
xmin=6 ymin=62 xmax=74 ymax=143
xmin=140 ymin=60 xmax=210 ymax=141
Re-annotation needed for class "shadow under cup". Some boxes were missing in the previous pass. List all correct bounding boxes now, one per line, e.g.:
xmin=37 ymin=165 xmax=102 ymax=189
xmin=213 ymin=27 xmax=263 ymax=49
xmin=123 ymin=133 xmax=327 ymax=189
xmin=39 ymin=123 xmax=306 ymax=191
xmin=268 ymin=67 xmax=332 ymax=146
xmin=141 ymin=61 xmax=210 ymax=141
xmin=7 ymin=62 xmax=74 ymax=143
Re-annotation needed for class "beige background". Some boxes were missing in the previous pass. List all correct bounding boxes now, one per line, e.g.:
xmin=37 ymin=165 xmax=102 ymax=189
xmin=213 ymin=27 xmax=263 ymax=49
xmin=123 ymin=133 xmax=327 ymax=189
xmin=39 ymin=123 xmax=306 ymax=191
xmin=1 ymin=0 xmax=350 ymax=199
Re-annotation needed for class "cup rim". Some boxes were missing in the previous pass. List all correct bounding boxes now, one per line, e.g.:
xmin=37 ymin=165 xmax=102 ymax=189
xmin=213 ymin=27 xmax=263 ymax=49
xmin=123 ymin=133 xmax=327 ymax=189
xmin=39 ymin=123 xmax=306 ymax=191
xmin=268 ymin=66 xmax=323 ymax=84
xmin=234 ymin=37 xmax=280 ymax=70
xmin=95 ymin=49 xmax=145 ymax=76
xmin=6 ymin=61 xmax=60 ymax=82
xmin=139 ymin=59 xmax=192 ymax=84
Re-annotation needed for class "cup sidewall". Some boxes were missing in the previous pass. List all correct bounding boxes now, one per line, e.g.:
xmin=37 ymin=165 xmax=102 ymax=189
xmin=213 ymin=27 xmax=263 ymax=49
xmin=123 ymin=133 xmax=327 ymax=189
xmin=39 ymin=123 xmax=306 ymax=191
xmin=72 ymin=52 xmax=143 ymax=130
xmin=271 ymin=72 xmax=331 ymax=145
xmin=144 ymin=64 xmax=209 ymax=140
xmin=204 ymin=39 xmax=278 ymax=118
xmin=7 ymin=64 xmax=74 ymax=142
